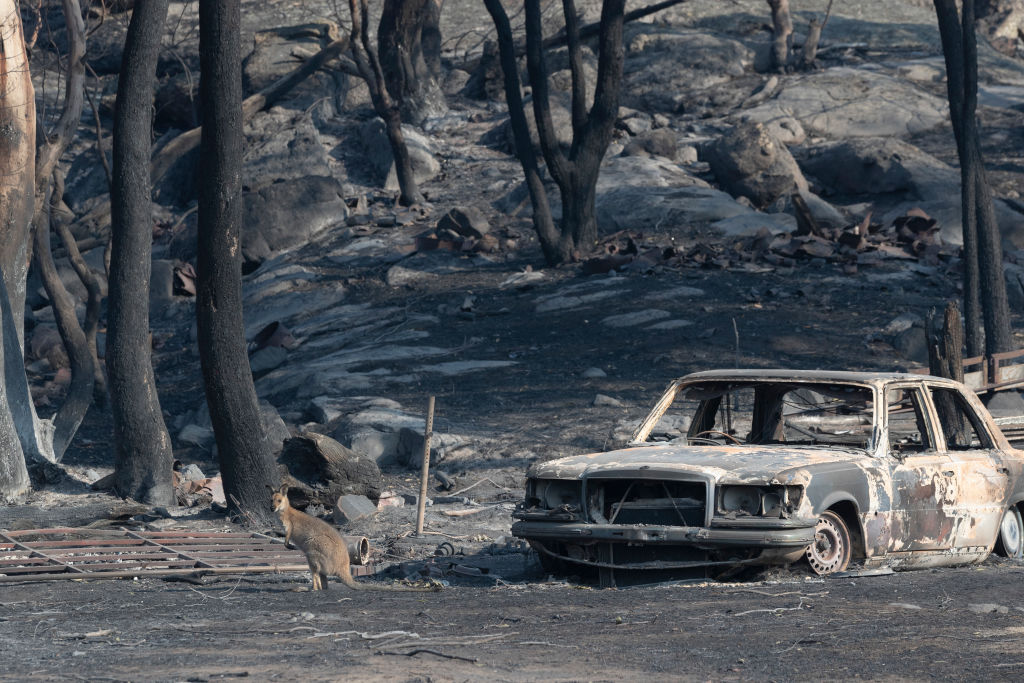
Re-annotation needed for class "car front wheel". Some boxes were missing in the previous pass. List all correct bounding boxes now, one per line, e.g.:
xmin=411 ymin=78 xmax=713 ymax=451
xmin=994 ymin=506 xmax=1024 ymax=558
xmin=806 ymin=510 xmax=852 ymax=575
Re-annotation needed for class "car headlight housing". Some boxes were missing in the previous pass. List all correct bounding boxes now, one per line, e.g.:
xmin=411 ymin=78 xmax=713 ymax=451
xmin=717 ymin=485 xmax=801 ymax=517
xmin=525 ymin=478 xmax=581 ymax=511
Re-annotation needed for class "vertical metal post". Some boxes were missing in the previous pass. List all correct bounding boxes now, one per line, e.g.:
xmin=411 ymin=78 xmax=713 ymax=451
xmin=415 ymin=396 xmax=435 ymax=536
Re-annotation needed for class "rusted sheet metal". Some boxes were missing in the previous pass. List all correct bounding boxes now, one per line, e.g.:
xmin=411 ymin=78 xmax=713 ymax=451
xmin=0 ymin=528 xmax=374 ymax=583
xmin=513 ymin=370 xmax=1024 ymax=583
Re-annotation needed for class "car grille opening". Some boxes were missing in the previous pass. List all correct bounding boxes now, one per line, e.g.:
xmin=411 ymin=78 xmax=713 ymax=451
xmin=587 ymin=479 xmax=706 ymax=526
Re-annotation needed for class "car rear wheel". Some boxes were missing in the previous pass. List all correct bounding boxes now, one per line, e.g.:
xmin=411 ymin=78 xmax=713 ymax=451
xmin=994 ymin=506 xmax=1024 ymax=558
xmin=806 ymin=510 xmax=852 ymax=575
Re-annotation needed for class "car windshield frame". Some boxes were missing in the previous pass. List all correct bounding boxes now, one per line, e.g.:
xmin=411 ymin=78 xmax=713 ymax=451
xmin=631 ymin=378 xmax=880 ymax=452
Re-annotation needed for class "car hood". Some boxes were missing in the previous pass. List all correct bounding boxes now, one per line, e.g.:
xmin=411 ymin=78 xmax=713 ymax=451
xmin=528 ymin=443 xmax=870 ymax=486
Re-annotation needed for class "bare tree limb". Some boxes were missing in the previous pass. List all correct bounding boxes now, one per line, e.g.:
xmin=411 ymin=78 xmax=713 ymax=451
xmin=150 ymin=36 xmax=351 ymax=187
xmin=51 ymin=170 xmax=106 ymax=405
xmin=348 ymin=0 xmax=423 ymax=205
xmin=30 ymin=0 xmax=94 ymax=460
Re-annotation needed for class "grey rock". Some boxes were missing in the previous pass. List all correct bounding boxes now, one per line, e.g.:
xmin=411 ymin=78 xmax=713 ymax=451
xmin=416 ymin=360 xmax=517 ymax=375
xmin=801 ymin=138 xmax=954 ymax=200
xmin=260 ymin=401 xmax=291 ymax=457
xmin=884 ymin=313 xmax=923 ymax=336
xmin=361 ymin=119 xmax=440 ymax=188
xmin=535 ymin=292 xmax=616 ymax=314
xmin=386 ymin=264 xmax=436 ymax=287
xmin=621 ymin=116 xmax=653 ymax=136
xmin=594 ymin=394 xmax=624 ymax=407
xmin=622 ymin=128 xmax=680 ymax=160
xmin=250 ymin=346 xmax=288 ymax=376
xmin=241 ymin=176 xmax=348 ymax=266
xmin=582 ymin=367 xmax=607 ymax=378
xmin=798 ymin=191 xmax=849 ymax=229
xmin=442 ymin=68 xmax=471 ymax=96
xmin=677 ymin=145 xmax=699 ymax=164
xmin=598 ymin=185 xmax=766 ymax=236
xmin=647 ymin=319 xmax=693 ymax=330
xmin=705 ymin=121 xmax=808 ymax=208
xmin=243 ymin=24 xmax=334 ymax=95
xmin=307 ymin=396 xmax=345 ymax=424
xmin=179 ymin=424 xmax=215 ymax=450
xmin=602 ymin=309 xmax=671 ymax=328
xmin=493 ymin=92 xmax=574 ymax=155
xmin=328 ymin=236 xmax=412 ymax=268
xmin=742 ymin=67 xmax=947 ymax=139
xmin=598 ymin=155 xmax=707 ymax=194
xmin=621 ymin=26 xmax=754 ymax=112
xmin=244 ymin=109 xmax=336 ymax=185
xmin=334 ymin=494 xmax=378 ymax=525
xmin=240 ymin=262 xmax=342 ymax=337
xmin=438 ymin=207 xmax=490 ymax=238
xmin=397 ymin=427 xmax=469 ymax=469
xmin=178 ymin=464 xmax=206 ymax=482
xmin=644 ymin=285 xmax=706 ymax=301
xmin=340 ymin=428 xmax=402 ymax=467
xmin=893 ymin=326 xmax=927 ymax=364
xmin=1004 ymin=262 xmax=1024 ymax=313
xmin=710 ymin=211 xmax=796 ymax=237
xmin=800 ymin=137 xmax=1024 ymax=246
xmin=984 ymin=391 xmax=1024 ymax=418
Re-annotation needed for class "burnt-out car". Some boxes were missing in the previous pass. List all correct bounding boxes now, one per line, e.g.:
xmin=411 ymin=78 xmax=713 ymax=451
xmin=512 ymin=370 xmax=1024 ymax=584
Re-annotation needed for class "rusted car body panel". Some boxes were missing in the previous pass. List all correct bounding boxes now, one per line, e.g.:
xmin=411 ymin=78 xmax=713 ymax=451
xmin=512 ymin=370 xmax=1024 ymax=580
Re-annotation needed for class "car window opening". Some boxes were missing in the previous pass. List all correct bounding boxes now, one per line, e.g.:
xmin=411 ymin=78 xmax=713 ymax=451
xmin=647 ymin=381 xmax=874 ymax=449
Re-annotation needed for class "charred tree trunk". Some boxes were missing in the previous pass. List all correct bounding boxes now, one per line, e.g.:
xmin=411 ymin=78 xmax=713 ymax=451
xmin=927 ymin=301 xmax=965 ymax=382
xmin=350 ymin=0 xmax=424 ymax=206
xmin=108 ymin=0 xmax=175 ymax=505
xmin=486 ymin=0 xmax=624 ymax=265
xmin=421 ymin=0 xmax=442 ymax=79
xmin=378 ymin=0 xmax=446 ymax=125
xmin=31 ymin=0 xmax=93 ymax=460
xmin=198 ymin=0 xmax=281 ymax=525
xmin=934 ymin=0 xmax=1014 ymax=356
xmin=483 ymin=0 xmax=566 ymax=264
xmin=0 ymin=0 xmax=37 ymax=499
xmin=767 ymin=0 xmax=793 ymax=71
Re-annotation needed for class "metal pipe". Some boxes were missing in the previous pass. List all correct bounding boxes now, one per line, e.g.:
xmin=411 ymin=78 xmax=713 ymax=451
xmin=343 ymin=535 xmax=370 ymax=565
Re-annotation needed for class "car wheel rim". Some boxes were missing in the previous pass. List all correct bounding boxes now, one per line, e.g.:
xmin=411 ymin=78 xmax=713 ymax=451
xmin=807 ymin=516 xmax=845 ymax=575
xmin=1001 ymin=509 xmax=1023 ymax=556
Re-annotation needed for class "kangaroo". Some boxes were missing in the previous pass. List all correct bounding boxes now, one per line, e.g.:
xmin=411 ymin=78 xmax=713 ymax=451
xmin=271 ymin=485 xmax=440 ymax=592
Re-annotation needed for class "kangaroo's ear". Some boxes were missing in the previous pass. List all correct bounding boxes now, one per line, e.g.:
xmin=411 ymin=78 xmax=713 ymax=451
xmin=278 ymin=484 xmax=289 ymax=495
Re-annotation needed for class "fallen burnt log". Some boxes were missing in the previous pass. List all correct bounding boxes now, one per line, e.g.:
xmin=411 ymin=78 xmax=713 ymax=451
xmin=278 ymin=433 xmax=384 ymax=509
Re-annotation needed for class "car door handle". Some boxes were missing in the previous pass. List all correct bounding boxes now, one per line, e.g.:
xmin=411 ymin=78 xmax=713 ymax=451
xmin=942 ymin=471 xmax=955 ymax=477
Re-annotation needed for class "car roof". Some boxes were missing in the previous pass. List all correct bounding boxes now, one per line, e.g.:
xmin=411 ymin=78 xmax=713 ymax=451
xmin=679 ymin=368 xmax=960 ymax=386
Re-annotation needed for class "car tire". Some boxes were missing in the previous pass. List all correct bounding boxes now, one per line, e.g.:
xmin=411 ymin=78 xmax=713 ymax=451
xmin=806 ymin=510 xmax=852 ymax=575
xmin=994 ymin=506 xmax=1024 ymax=559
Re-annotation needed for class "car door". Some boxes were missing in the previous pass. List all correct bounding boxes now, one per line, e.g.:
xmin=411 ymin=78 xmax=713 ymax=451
xmin=924 ymin=384 xmax=1009 ymax=552
xmin=885 ymin=385 xmax=959 ymax=552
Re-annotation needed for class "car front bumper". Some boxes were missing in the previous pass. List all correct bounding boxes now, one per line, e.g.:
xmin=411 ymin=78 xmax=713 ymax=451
xmin=512 ymin=518 xmax=817 ymax=548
